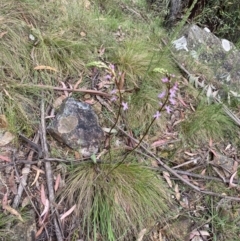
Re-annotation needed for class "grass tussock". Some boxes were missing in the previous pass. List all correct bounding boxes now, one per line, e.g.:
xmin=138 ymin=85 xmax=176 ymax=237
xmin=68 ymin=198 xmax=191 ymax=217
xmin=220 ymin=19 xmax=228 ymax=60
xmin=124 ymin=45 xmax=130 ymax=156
xmin=181 ymin=102 xmax=236 ymax=144
xmin=61 ymin=162 xmax=169 ymax=241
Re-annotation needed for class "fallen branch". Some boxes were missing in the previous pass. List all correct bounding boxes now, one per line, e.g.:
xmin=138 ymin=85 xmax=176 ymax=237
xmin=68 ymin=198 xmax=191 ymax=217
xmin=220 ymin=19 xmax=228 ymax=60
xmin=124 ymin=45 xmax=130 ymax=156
xmin=108 ymin=117 xmax=240 ymax=201
xmin=0 ymin=157 xmax=96 ymax=169
xmin=12 ymin=133 xmax=40 ymax=208
xmin=12 ymin=152 xmax=47 ymax=239
xmin=125 ymin=147 xmax=239 ymax=185
xmin=171 ymin=169 xmax=238 ymax=184
xmin=13 ymin=84 xmax=111 ymax=97
xmin=40 ymin=98 xmax=63 ymax=241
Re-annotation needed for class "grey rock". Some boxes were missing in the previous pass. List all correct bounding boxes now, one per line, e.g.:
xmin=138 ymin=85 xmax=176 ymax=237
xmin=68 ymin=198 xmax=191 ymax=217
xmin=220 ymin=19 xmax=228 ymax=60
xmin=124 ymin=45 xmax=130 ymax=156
xmin=47 ymin=98 xmax=104 ymax=157
xmin=172 ymin=24 xmax=240 ymax=92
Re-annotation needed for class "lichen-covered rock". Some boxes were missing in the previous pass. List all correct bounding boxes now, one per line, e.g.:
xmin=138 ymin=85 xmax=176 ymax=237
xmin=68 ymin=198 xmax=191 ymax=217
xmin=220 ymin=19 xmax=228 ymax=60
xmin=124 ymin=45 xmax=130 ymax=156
xmin=172 ymin=24 xmax=240 ymax=91
xmin=47 ymin=98 xmax=104 ymax=157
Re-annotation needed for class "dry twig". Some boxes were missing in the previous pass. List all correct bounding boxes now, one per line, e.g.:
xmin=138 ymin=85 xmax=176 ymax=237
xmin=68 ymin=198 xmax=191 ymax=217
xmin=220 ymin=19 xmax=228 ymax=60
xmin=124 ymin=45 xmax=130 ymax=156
xmin=14 ymin=84 xmax=111 ymax=97
xmin=108 ymin=118 xmax=240 ymax=201
xmin=40 ymin=98 xmax=63 ymax=241
xmin=12 ymin=133 xmax=40 ymax=208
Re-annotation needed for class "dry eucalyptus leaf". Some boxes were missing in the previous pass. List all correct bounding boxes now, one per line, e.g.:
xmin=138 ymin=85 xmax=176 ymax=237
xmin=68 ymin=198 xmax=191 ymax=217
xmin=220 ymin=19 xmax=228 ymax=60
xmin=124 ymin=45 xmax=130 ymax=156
xmin=31 ymin=170 xmax=41 ymax=186
xmin=53 ymin=95 xmax=67 ymax=109
xmin=83 ymin=0 xmax=91 ymax=9
xmin=84 ymin=99 xmax=95 ymax=105
xmin=21 ymin=196 xmax=31 ymax=208
xmin=151 ymin=159 xmax=159 ymax=167
xmin=54 ymin=173 xmax=61 ymax=192
xmin=35 ymin=226 xmax=44 ymax=238
xmin=191 ymin=236 xmax=203 ymax=241
xmin=0 ymin=115 xmax=8 ymax=128
xmin=137 ymin=228 xmax=147 ymax=241
xmin=102 ymin=127 xmax=117 ymax=134
xmin=2 ymin=193 xmax=8 ymax=208
xmin=4 ymin=205 xmax=24 ymax=222
xmin=60 ymin=204 xmax=76 ymax=221
xmin=75 ymin=151 xmax=81 ymax=159
xmin=41 ymin=184 xmax=47 ymax=206
xmin=184 ymin=151 xmax=197 ymax=156
xmin=174 ymin=184 xmax=181 ymax=201
xmin=22 ymin=167 xmax=30 ymax=175
xmin=0 ymin=31 xmax=7 ymax=38
xmin=40 ymin=199 xmax=49 ymax=218
xmin=80 ymin=31 xmax=86 ymax=37
xmin=0 ymin=155 xmax=11 ymax=162
xmin=163 ymin=171 xmax=172 ymax=188
xmin=189 ymin=230 xmax=210 ymax=240
xmin=0 ymin=131 xmax=14 ymax=146
xmin=3 ymin=89 xmax=13 ymax=100
xmin=34 ymin=65 xmax=58 ymax=72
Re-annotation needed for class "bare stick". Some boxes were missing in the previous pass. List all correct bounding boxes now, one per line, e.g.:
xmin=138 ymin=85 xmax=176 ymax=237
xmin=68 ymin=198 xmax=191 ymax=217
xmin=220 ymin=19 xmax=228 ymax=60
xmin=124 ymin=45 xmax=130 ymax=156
xmin=12 ymin=133 xmax=40 ymax=208
xmin=40 ymin=98 xmax=63 ymax=241
xmin=14 ymin=84 xmax=111 ymax=97
xmin=12 ymin=153 xmax=49 ymax=239
xmin=107 ymin=117 xmax=200 ymax=191
xmin=108 ymin=118 xmax=240 ymax=201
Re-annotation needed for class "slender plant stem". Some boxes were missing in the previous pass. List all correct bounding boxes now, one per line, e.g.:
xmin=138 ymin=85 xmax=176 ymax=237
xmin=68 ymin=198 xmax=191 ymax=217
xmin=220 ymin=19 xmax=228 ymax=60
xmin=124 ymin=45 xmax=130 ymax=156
xmin=108 ymin=76 xmax=172 ymax=173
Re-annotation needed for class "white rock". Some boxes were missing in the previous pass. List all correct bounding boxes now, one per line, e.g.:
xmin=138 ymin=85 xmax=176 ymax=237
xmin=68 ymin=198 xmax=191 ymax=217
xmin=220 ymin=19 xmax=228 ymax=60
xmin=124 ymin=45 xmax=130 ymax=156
xmin=204 ymin=27 xmax=211 ymax=33
xmin=172 ymin=36 xmax=188 ymax=52
xmin=222 ymin=39 xmax=231 ymax=51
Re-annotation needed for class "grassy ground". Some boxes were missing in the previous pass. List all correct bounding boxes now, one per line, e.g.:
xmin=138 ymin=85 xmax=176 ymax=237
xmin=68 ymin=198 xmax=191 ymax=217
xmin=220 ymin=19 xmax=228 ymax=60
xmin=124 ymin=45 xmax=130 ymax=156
xmin=1 ymin=0 xmax=240 ymax=240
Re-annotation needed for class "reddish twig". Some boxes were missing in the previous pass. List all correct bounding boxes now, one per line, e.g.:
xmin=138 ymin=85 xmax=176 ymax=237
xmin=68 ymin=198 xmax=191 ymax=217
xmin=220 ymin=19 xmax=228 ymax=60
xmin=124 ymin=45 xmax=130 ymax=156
xmin=14 ymin=84 xmax=111 ymax=97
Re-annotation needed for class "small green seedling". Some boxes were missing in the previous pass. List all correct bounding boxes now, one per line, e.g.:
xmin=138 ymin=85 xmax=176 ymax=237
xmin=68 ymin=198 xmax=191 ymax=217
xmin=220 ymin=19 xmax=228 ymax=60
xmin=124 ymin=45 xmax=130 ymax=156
xmin=90 ymin=154 xmax=97 ymax=164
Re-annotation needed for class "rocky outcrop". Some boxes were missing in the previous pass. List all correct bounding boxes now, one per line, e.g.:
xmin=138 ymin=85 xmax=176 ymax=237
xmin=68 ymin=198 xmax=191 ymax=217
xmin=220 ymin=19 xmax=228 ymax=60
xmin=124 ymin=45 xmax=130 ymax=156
xmin=172 ymin=24 xmax=240 ymax=97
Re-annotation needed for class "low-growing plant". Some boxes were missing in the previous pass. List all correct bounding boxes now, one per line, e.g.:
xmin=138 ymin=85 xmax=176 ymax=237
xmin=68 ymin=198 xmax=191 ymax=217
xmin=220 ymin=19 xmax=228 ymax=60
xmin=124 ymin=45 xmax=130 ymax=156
xmin=61 ymin=162 xmax=170 ymax=241
xmin=180 ymin=101 xmax=236 ymax=144
xmin=205 ymin=196 xmax=240 ymax=241
xmin=0 ymin=213 xmax=15 ymax=239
